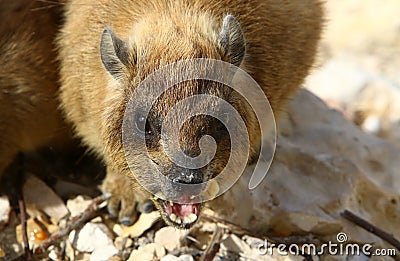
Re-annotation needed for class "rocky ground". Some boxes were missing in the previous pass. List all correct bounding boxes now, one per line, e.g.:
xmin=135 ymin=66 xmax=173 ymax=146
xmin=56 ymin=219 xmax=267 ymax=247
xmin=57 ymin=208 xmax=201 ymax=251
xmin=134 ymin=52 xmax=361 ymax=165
xmin=1 ymin=1 xmax=400 ymax=261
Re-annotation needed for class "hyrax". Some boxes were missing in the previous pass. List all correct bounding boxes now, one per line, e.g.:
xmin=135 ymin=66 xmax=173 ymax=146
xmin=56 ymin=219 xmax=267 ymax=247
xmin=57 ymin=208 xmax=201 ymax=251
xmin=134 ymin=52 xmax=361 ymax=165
xmin=0 ymin=1 xmax=72 ymax=177
xmin=58 ymin=0 xmax=324 ymax=228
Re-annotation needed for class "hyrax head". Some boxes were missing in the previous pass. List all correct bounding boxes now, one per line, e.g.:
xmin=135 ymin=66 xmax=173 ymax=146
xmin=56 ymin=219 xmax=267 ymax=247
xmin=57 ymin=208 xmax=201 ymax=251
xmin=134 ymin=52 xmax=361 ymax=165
xmin=100 ymin=15 xmax=258 ymax=228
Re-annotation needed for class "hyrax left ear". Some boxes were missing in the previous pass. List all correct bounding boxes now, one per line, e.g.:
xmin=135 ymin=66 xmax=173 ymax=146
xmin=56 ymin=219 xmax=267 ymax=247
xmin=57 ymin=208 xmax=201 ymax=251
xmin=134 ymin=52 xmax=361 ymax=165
xmin=100 ymin=27 xmax=130 ymax=80
xmin=219 ymin=15 xmax=246 ymax=67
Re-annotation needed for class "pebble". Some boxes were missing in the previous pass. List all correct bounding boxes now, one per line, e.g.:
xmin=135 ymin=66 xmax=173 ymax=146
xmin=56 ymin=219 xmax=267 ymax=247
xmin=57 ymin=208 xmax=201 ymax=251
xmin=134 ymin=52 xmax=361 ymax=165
xmin=128 ymin=243 xmax=156 ymax=261
xmin=161 ymin=255 xmax=179 ymax=261
xmin=178 ymin=254 xmax=194 ymax=261
xmin=0 ymin=196 xmax=10 ymax=225
xmin=154 ymin=227 xmax=188 ymax=252
xmin=66 ymin=195 xmax=93 ymax=217
xmin=69 ymin=223 xmax=114 ymax=253
xmin=90 ymin=245 xmax=119 ymax=261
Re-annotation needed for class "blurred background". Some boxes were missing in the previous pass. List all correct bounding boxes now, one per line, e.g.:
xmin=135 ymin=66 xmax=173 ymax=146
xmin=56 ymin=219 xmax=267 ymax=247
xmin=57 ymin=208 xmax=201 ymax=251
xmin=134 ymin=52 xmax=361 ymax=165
xmin=306 ymin=0 xmax=400 ymax=145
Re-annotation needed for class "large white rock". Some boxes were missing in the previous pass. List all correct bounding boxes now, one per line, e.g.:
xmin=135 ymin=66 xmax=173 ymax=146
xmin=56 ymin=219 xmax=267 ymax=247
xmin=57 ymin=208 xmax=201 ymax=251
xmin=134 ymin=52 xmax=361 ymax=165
xmin=208 ymin=89 xmax=400 ymax=252
xmin=69 ymin=222 xmax=117 ymax=261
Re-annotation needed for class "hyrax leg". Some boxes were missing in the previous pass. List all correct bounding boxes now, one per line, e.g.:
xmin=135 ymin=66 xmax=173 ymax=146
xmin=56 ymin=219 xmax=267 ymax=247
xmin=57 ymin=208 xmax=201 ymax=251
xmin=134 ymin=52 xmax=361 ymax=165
xmin=0 ymin=138 xmax=18 ymax=178
xmin=101 ymin=166 xmax=152 ymax=225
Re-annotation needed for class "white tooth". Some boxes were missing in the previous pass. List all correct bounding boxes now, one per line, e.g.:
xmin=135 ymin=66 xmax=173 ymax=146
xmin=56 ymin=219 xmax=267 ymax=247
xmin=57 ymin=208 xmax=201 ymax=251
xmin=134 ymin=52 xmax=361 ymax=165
xmin=154 ymin=195 xmax=159 ymax=200
xmin=169 ymin=213 xmax=177 ymax=222
xmin=176 ymin=218 xmax=182 ymax=224
xmin=169 ymin=201 xmax=173 ymax=206
xmin=183 ymin=217 xmax=191 ymax=224
xmin=188 ymin=213 xmax=198 ymax=223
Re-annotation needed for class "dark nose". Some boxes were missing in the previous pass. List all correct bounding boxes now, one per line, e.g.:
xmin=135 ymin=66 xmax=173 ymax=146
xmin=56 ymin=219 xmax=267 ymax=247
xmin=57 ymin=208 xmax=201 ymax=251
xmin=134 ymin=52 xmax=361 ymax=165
xmin=162 ymin=166 xmax=204 ymax=200
xmin=169 ymin=167 xmax=203 ymax=184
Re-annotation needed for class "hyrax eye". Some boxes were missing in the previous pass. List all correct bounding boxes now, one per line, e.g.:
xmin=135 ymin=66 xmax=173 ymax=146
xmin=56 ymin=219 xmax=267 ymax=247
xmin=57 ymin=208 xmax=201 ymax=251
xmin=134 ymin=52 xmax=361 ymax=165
xmin=135 ymin=114 xmax=153 ymax=137
xmin=135 ymin=114 xmax=146 ymax=134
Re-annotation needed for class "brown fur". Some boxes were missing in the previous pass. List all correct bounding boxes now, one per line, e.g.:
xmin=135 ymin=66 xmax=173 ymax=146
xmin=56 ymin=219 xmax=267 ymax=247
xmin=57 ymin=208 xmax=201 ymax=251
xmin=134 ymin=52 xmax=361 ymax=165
xmin=0 ymin=0 xmax=73 ymax=176
xmin=55 ymin=0 xmax=324 ymax=227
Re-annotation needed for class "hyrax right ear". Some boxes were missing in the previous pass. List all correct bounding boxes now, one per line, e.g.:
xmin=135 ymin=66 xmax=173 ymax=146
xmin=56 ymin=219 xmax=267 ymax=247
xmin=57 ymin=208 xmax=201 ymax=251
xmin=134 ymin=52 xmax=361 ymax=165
xmin=219 ymin=15 xmax=246 ymax=67
xmin=100 ymin=27 xmax=130 ymax=80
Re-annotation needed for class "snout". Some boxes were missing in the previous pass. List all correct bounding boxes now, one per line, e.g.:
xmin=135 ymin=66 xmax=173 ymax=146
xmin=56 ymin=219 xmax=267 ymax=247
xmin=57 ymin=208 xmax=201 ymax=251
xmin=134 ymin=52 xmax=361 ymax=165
xmin=168 ymin=166 xmax=203 ymax=184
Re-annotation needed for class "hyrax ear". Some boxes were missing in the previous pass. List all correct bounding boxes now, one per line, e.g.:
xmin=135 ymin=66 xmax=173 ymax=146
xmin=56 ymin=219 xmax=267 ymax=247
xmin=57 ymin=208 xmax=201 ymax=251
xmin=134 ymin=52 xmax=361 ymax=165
xmin=219 ymin=15 xmax=245 ymax=67
xmin=100 ymin=27 xmax=130 ymax=80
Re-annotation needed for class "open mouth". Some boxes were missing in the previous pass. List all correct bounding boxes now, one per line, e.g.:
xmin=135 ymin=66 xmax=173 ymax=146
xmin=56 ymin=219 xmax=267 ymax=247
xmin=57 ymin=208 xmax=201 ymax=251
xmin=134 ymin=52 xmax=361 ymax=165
xmin=151 ymin=179 xmax=220 ymax=228
xmin=156 ymin=198 xmax=201 ymax=229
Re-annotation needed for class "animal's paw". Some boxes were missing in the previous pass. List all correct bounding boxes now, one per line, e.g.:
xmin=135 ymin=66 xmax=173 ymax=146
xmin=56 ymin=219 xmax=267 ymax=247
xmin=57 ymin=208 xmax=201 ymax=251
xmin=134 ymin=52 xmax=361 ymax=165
xmin=101 ymin=169 xmax=154 ymax=226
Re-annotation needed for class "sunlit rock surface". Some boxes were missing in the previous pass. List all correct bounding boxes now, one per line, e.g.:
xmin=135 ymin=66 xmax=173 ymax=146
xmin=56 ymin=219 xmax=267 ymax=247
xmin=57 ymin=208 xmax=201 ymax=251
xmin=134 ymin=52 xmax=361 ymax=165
xmin=209 ymin=89 xmax=400 ymax=252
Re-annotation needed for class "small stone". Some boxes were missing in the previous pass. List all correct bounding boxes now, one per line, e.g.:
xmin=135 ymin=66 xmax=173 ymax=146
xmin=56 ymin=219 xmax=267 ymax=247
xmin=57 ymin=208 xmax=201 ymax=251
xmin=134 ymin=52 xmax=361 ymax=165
xmin=155 ymin=244 xmax=166 ymax=259
xmin=114 ymin=236 xmax=133 ymax=250
xmin=48 ymin=249 xmax=58 ymax=261
xmin=200 ymin=222 xmax=216 ymax=233
xmin=69 ymin=223 xmax=113 ymax=253
xmin=90 ymin=245 xmax=119 ymax=261
xmin=122 ymin=211 xmax=160 ymax=238
xmin=65 ymin=239 xmax=75 ymax=260
xmin=161 ymin=255 xmax=179 ymax=261
xmin=220 ymin=234 xmax=251 ymax=254
xmin=12 ymin=244 xmax=21 ymax=253
xmin=113 ymin=224 xmax=124 ymax=236
xmin=66 ymin=195 xmax=93 ymax=217
xmin=178 ymin=254 xmax=194 ymax=261
xmin=125 ymin=239 xmax=133 ymax=249
xmin=128 ymin=243 xmax=156 ymax=261
xmin=154 ymin=227 xmax=188 ymax=252
xmin=142 ymin=243 xmax=156 ymax=253
xmin=0 ymin=195 xmax=10 ymax=226
xmin=362 ymin=115 xmax=381 ymax=134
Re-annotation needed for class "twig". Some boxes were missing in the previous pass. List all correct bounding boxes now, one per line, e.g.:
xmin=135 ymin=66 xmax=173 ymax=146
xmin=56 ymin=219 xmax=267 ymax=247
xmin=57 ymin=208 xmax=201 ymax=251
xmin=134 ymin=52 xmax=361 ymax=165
xmin=202 ymin=213 xmax=320 ymax=246
xmin=35 ymin=193 xmax=110 ymax=255
xmin=17 ymin=152 xmax=33 ymax=260
xmin=341 ymin=210 xmax=400 ymax=251
xmin=18 ymin=198 xmax=32 ymax=260
xmin=200 ymin=225 xmax=222 ymax=261
xmin=202 ymin=213 xmax=266 ymax=239
xmin=201 ymin=213 xmax=325 ymax=260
